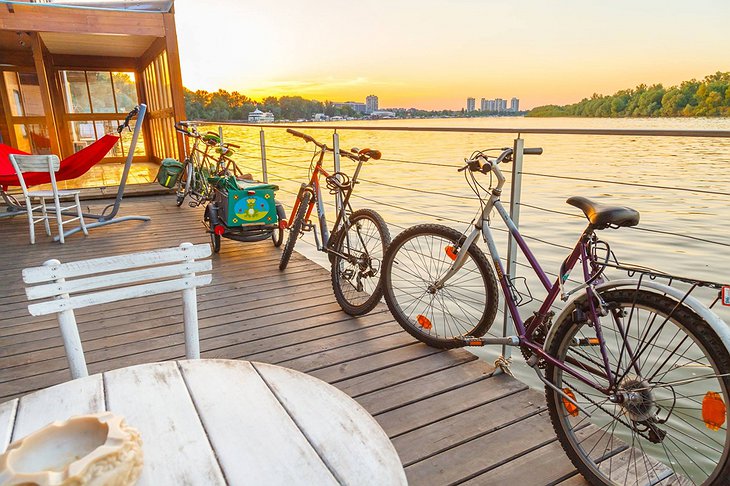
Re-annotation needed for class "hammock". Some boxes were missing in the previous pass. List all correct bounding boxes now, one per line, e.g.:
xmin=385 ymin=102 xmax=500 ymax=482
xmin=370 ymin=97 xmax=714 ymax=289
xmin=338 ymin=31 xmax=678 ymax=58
xmin=0 ymin=134 xmax=120 ymax=190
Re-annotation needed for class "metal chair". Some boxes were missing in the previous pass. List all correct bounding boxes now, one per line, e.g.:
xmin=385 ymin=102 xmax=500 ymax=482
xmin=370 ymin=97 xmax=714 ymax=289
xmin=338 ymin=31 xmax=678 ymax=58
xmin=9 ymin=154 xmax=88 ymax=244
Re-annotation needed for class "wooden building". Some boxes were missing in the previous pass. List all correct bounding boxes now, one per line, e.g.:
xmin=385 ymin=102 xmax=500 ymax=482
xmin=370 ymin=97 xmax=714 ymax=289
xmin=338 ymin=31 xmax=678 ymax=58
xmin=0 ymin=0 xmax=186 ymax=165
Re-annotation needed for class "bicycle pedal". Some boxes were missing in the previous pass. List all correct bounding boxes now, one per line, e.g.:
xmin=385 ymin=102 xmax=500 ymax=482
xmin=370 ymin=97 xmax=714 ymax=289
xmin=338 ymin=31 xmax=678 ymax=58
xmin=457 ymin=336 xmax=487 ymax=346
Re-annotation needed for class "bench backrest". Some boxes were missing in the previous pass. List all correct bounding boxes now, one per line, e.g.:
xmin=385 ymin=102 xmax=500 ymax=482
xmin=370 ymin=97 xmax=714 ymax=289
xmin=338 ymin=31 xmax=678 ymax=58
xmin=23 ymin=242 xmax=212 ymax=379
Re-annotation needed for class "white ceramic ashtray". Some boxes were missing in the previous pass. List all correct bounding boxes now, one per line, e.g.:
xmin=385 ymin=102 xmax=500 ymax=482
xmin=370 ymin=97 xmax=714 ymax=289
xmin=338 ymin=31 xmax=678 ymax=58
xmin=0 ymin=412 xmax=143 ymax=486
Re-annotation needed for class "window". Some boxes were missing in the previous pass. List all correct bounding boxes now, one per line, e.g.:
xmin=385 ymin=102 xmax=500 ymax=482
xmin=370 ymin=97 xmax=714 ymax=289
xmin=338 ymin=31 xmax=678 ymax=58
xmin=60 ymin=70 xmax=144 ymax=157
xmin=61 ymin=70 xmax=137 ymax=115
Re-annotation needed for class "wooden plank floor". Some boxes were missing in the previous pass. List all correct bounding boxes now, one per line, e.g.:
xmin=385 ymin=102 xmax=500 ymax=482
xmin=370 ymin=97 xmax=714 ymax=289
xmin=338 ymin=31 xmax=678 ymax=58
xmin=0 ymin=195 xmax=588 ymax=485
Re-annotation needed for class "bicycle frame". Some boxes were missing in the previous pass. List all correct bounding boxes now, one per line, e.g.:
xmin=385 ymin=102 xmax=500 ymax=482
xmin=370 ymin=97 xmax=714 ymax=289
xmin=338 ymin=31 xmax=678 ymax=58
xmin=286 ymin=148 xmax=364 ymax=255
xmin=444 ymin=160 xmax=624 ymax=396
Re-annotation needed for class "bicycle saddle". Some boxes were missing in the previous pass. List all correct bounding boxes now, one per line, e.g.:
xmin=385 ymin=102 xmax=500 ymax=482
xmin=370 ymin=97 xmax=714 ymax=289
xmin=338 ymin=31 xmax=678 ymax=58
xmin=566 ymin=196 xmax=640 ymax=229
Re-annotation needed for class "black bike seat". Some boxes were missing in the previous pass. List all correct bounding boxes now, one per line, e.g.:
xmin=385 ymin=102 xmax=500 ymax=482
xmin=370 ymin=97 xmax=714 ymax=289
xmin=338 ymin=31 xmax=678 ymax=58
xmin=566 ymin=196 xmax=640 ymax=229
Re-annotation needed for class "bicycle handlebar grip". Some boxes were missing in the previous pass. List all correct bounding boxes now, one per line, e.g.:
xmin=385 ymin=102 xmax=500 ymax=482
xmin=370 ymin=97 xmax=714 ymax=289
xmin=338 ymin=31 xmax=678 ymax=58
xmin=174 ymin=123 xmax=189 ymax=134
xmin=226 ymin=143 xmax=241 ymax=149
xmin=286 ymin=128 xmax=315 ymax=143
xmin=364 ymin=149 xmax=381 ymax=160
xmin=524 ymin=147 xmax=543 ymax=155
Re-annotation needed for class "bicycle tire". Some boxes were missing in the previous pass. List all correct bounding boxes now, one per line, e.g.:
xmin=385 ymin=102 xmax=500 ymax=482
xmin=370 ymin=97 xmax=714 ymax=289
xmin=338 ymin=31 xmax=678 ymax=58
xmin=330 ymin=208 xmax=391 ymax=316
xmin=381 ymin=224 xmax=499 ymax=349
xmin=175 ymin=160 xmax=192 ymax=207
xmin=272 ymin=203 xmax=286 ymax=248
xmin=279 ymin=191 xmax=311 ymax=271
xmin=545 ymin=289 xmax=730 ymax=485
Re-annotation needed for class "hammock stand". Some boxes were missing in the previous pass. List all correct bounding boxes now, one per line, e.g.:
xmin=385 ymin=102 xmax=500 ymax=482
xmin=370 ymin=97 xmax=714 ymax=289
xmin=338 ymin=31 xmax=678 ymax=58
xmin=0 ymin=105 xmax=150 ymax=240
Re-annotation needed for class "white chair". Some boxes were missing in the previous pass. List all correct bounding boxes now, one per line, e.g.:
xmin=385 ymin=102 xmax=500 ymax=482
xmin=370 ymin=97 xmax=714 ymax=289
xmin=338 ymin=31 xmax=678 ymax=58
xmin=22 ymin=242 xmax=213 ymax=379
xmin=9 ymin=154 xmax=89 ymax=244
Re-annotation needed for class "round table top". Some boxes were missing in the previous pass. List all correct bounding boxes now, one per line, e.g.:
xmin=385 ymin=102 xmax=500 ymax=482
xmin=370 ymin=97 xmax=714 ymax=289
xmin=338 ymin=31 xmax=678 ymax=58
xmin=0 ymin=359 xmax=407 ymax=485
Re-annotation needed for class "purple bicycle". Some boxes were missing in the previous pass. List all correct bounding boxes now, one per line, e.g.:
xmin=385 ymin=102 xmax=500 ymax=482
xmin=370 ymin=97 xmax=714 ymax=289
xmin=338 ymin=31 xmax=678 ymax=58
xmin=381 ymin=146 xmax=730 ymax=485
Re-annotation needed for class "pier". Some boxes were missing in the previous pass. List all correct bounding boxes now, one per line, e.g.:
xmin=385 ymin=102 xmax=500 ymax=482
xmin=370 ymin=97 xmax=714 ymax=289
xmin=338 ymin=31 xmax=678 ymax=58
xmin=0 ymin=193 xmax=588 ymax=485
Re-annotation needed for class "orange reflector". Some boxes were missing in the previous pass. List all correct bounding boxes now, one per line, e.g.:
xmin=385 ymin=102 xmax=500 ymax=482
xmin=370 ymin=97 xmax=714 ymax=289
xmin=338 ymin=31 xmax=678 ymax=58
xmin=445 ymin=245 xmax=457 ymax=261
xmin=562 ymin=388 xmax=579 ymax=417
xmin=417 ymin=315 xmax=432 ymax=330
xmin=702 ymin=391 xmax=726 ymax=431
xmin=588 ymin=338 xmax=600 ymax=345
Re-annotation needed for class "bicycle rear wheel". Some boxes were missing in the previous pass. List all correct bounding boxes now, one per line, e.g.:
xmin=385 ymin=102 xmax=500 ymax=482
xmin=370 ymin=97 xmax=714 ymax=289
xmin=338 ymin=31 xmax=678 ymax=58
xmin=546 ymin=289 xmax=730 ymax=485
xmin=279 ymin=191 xmax=310 ymax=271
xmin=381 ymin=224 xmax=498 ymax=349
xmin=331 ymin=208 xmax=391 ymax=316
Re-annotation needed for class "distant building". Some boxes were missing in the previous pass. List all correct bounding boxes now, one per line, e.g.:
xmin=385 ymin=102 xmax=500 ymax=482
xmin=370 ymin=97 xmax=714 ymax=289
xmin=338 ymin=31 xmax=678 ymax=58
xmin=248 ymin=108 xmax=274 ymax=123
xmin=333 ymin=101 xmax=367 ymax=114
xmin=480 ymin=98 xmax=487 ymax=111
xmin=370 ymin=110 xmax=395 ymax=119
xmin=466 ymin=97 xmax=476 ymax=112
xmin=487 ymin=99 xmax=496 ymax=112
xmin=510 ymin=97 xmax=520 ymax=112
xmin=366 ymin=95 xmax=378 ymax=114
xmin=313 ymin=113 xmax=327 ymax=121
xmin=493 ymin=98 xmax=506 ymax=113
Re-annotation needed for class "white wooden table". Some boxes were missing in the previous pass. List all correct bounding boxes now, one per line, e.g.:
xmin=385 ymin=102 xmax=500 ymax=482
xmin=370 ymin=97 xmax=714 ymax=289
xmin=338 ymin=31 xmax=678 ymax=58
xmin=0 ymin=359 xmax=407 ymax=485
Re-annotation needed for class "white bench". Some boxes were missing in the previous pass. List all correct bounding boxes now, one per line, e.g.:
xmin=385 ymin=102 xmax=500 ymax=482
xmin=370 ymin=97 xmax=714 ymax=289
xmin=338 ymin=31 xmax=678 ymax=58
xmin=23 ymin=242 xmax=212 ymax=379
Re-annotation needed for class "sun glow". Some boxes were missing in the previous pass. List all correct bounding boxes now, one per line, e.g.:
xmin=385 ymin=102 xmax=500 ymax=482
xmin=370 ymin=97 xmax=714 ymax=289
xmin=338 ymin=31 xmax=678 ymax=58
xmin=175 ymin=0 xmax=730 ymax=110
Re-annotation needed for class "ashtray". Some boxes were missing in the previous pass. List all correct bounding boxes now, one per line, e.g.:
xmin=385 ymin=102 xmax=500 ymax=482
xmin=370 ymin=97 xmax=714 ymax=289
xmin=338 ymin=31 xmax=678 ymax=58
xmin=0 ymin=412 xmax=143 ymax=485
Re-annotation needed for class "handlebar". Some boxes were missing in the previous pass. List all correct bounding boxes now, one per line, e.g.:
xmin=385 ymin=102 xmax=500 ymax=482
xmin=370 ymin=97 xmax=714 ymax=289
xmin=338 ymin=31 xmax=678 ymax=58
xmin=286 ymin=128 xmax=316 ymax=144
xmin=287 ymin=129 xmax=382 ymax=162
xmin=459 ymin=146 xmax=542 ymax=173
xmin=117 ymin=106 xmax=139 ymax=134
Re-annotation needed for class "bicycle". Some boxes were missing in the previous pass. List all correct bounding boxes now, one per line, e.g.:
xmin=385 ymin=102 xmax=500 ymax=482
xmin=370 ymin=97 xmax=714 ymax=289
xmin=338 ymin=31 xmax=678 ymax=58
xmin=380 ymin=146 xmax=730 ymax=485
xmin=174 ymin=123 xmax=240 ymax=208
xmin=279 ymin=129 xmax=391 ymax=316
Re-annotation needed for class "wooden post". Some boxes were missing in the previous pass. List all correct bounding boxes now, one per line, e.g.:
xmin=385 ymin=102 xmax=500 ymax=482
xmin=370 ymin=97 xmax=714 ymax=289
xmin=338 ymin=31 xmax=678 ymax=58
xmin=163 ymin=12 xmax=186 ymax=161
xmin=30 ymin=33 xmax=61 ymax=156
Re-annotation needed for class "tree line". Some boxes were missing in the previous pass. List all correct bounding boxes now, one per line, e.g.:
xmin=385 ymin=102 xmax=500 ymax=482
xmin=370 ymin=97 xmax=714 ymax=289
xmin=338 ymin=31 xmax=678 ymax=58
xmin=184 ymin=89 xmax=364 ymax=121
xmin=184 ymin=88 xmax=526 ymax=121
xmin=528 ymin=72 xmax=730 ymax=117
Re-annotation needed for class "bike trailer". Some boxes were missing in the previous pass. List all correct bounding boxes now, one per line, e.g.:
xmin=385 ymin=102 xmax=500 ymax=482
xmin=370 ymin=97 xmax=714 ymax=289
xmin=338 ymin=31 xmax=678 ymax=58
xmin=211 ymin=175 xmax=280 ymax=227
xmin=156 ymin=158 xmax=184 ymax=188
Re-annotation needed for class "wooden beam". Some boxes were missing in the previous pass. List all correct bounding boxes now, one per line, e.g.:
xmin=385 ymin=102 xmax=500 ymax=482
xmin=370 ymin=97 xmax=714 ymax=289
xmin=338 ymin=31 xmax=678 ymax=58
xmin=0 ymin=4 xmax=165 ymax=37
xmin=163 ymin=13 xmax=185 ymax=160
xmin=137 ymin=37 xmax=165 ymax=71
xmin=30 ymin=33 xmax=61 ymax=156
xmin=51 ymin=54 xmax=139 ymax=71
xmin=135 ymin=67 xmax=153 ymax=159
xmin=0 ymin=49 xmax=33 ymax=67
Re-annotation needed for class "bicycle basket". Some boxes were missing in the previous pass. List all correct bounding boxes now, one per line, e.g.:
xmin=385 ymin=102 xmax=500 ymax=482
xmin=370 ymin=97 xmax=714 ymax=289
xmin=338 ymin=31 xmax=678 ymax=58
xmin=156 ymin=158 xmax=183 ymax=188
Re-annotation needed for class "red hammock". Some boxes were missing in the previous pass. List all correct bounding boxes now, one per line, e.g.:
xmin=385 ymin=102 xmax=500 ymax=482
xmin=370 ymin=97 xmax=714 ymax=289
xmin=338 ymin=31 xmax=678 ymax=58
xmin=0 ymin=134 xmax=120 ymax=190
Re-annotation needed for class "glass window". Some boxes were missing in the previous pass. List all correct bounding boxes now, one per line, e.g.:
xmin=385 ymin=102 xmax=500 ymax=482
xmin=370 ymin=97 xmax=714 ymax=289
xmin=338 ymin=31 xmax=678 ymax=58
xmin=112 ymin=72 xmax=137 ymax=113
xmin=87 ymin=71 xmax=115 ymax=113
xmin=120 ymin=124 xmax=146 ymax=157
xmin=69 ymin=121 xmax=96 ymax=152
xmin=18 ymin=72 xmax=44 ymax=116
xmin=62 ymin=71 xmax=91 ymax=113
xmin=14 ymin=124 xmax=51 ymax=154
xmin=3 ymin=72 xmax=23 ymax=116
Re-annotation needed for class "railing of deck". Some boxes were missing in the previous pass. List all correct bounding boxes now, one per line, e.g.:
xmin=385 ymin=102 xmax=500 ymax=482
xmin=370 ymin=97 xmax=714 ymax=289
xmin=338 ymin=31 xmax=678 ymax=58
xmin=188 ymin=120 xmax=730 ymax=370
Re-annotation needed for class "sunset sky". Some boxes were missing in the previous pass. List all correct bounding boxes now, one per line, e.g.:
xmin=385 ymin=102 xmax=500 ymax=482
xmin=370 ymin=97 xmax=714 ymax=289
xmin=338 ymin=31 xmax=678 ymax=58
xmin=175 ymin=0 xmax=730 ymax=110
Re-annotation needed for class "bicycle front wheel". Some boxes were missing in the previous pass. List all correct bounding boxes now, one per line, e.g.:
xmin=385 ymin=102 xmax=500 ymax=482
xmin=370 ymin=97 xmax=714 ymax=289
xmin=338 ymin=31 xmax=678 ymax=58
xmin=546 ymin=289 xmax=730 ymax=485
xmin=279 ymin=191 xmax=310 ymax=271
xmin=381 ymin=224 xmax=499 ymax=349
xmin=331 ymin=209 xmax=391 ymax=316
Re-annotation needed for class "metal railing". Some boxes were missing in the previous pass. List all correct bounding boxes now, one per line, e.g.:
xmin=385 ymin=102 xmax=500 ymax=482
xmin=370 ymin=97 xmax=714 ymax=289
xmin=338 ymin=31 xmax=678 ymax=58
xmin=189 ymin=119 xmax=730 ymax=366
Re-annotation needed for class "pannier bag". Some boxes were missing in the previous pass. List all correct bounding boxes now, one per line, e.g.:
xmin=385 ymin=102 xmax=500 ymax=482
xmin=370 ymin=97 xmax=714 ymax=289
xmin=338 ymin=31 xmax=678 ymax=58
xmin=156 ymin=158 xmax=184 ymax=188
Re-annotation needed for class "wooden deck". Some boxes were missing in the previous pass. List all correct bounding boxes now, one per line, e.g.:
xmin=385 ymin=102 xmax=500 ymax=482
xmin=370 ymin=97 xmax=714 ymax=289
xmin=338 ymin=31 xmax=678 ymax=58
xmin=0 ymin=194 xmax=588 ymax=485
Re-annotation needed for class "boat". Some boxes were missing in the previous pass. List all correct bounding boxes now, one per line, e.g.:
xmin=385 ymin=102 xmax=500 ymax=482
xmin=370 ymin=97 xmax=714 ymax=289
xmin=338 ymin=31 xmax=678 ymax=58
xmin=248 ymin=109 xmax=275 ymax=123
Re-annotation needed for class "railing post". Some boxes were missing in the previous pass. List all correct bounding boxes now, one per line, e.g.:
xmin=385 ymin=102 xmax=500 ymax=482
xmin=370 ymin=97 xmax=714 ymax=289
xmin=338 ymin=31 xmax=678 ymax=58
xmin=332 ymin=131 xmax=342 ymax=209
xmin=259 ymin=128 xmax=269 ymax=183
xmin=501 ymin=136 xmax=525 ymax=362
